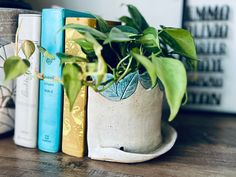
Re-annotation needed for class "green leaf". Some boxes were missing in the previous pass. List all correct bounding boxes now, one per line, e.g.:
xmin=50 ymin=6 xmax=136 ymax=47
xmin=74 ymin=38 xmax=94 ymax=54
xmin=105 ymin=27 xmax=133 ymax=44
xmin=159 ymin=28 xmax=197 ymax=60
xmin=142 ymin=27 xmax=160 ymax=52
xmin=95 ymin=15 xmax=110 ymax=33
xmin=131 ymin=52 xmax=157 ymax=88
xmin=152 ymin=57 xmax=187 ymax=121
xmin=4 ymin=56 xmax=30 ymax=81
xmin=63 ymin=24 xmax=107 ymax=40
xmin=143 ymin=27 xmax=158 ymax=38
xmin=119 ymin=16 xmax=139 ymax=30
xmin=63 ymin=63 xmax=82 ymax=110
xmin=116 ymin=25 xmax=139 ymax=34
xmin=139 ymin=71 xmax=153 ymax=89
xmin=57 ymin=53 xmax=89 ymax=65
xmin=140 ymin=33 xmax=160 ymax=53
xmin=115 ymin=25 xmax=139 ymax=37
xmin=21 ymin=40 xmax=35 ymax=59
xmin=37 ymin=45 xmax=55 ymax=59
xmin=84 ymin=32 xmax=107 ymax=86
xmin=127 ymin=4 xmax=149 ymax=31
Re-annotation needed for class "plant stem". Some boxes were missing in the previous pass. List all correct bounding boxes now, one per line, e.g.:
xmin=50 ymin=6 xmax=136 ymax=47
xmin=117 ymin=57 xmax=133 ymax=82
xmin=97 ymin=79 xmax=115 ymax=92
xmin=116 ymin=55 xmax=130 ymax=71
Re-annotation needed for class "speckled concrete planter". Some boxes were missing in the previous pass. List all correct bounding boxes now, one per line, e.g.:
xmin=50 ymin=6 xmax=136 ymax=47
xmin=87 ymin=79 xmax=177 ymax=163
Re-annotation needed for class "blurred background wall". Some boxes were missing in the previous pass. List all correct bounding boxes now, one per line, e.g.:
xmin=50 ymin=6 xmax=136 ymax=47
xmin=24 ymin=0 xmax=184 ymax=27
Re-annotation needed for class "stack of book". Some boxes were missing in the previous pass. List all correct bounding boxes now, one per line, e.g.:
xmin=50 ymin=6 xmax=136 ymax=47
xmin=10 ymin=8 xmax=97 ymax=158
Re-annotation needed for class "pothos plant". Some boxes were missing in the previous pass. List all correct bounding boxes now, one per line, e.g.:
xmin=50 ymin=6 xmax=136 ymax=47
xmin=3 ymin=5 xmax=197 ymax=121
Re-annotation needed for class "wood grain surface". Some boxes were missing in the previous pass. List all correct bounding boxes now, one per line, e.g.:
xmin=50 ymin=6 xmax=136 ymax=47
xmin=0 ymin=111 xmax=236 ymax=177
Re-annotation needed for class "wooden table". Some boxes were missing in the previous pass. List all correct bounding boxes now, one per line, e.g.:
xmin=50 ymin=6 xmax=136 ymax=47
xmin=0 ymin=112 xmax=236 ymax=177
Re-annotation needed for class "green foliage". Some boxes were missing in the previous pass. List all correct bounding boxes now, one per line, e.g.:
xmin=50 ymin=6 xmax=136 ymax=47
xmin=74 ymin=38 xmax=94 ymax=55
xmin=120 ymin=4 xmax=149 ymax=32
xmin=127 ymin=4 xmax=149 ymax=31
xmin=159 ymin=27 xmax=197 ymax=59
xmin=94 ymin=15 xmax=110 ymax=33
xmin=57 ymin=53 xmax=88 ymax=64
xmin=63 ymin=24 xmax=107 ymax=40
xmin=140 ymin=28 xmax=160 ymax=53
xmin=62 ymin=63 xmax=82 ymax=110
xmin=105 ymin=27 xmax=133 ymax=44
xmin=152 ymin=57 xmax=187 ymax=121
xmin=131 ymin=52 xmax=157 ymax=88
xmin=4 ymin=56 xmax=30 ymax=81
xmin=3 ymin=4 xmax=197 ymax=121
xmin=84 ymin=32 xmax=107 ymax=86
xmin=21 ymin=40 xmax=35 ymax=59
xmin=37 ymin=45 xmax=55 ymax=59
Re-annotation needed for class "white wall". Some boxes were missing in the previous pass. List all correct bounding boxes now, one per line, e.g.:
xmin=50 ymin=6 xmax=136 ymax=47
xmin=25 ymin=0 xmax=184 ymax=27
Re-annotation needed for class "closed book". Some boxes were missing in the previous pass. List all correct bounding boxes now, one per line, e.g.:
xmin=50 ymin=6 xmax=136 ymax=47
xmin=62 ymin=18 xmax=96 ymax=157
xmin=0 ymin=8 xmax=38 ymax=136
xmin=38 ymin=8 xmax=92 ymax=153
xmin=14 ymin=14 xmax=41 ymax=148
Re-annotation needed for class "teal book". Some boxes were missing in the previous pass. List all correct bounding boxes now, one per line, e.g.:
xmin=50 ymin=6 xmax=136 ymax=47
xmin=38 ymin=8 xmax=92 ymax=153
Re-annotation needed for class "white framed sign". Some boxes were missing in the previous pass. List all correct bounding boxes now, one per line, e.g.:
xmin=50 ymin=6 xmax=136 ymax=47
xmin=184 ymin=0 xmax=236 ymax=113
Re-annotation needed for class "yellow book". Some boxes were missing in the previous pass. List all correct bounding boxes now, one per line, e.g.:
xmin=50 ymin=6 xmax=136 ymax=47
xmin=62 ymin=18 xmax=96 ymax=157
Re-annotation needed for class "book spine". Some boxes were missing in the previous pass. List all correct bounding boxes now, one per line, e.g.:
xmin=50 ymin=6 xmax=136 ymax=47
xmin=62 ymin=18 xmax=96 ymax=157
xmin=38 ymin=9 xmax=65 ymax=153
xmin=14 ymin=14 xmax=41 ymax=148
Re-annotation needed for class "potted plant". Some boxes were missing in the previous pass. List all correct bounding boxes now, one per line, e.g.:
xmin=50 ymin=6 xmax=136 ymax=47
xmin=3 ymin=5 xmax=197 ymax=163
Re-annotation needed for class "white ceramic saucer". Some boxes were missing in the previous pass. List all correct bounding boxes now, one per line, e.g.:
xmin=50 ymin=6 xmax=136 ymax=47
xmin=89 ymin=122 xmax=177 ymax=163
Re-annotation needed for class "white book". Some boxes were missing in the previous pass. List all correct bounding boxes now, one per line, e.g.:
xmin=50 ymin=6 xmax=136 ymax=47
xmin=14 ymin=14 xmax=41 ymax=148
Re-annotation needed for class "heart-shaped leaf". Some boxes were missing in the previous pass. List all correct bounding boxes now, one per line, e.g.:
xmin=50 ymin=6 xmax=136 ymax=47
xmin=4 ymin=56 xmax=30 ymax=81
xmin=140 ymin=33 xmax=160 ymax=53
xmin=159 ymin=28 xmax=197 ymax=60
xmin=152 ymin=57 xmax=187 ymax=121
xmin=104 ymin=27 xmax=133 ymax=44
xmin=143 ymin=27 xmax=158 ymax=38
xmin=119 ymin=16 xmax=139 ymax=31
xmin=63 ymin=63 xmax=82 ymax=110
xmin=37 ymin=45 xmax=55 ymax=60
xmin=127 ymin=4 xmax=149 ymax=31
xmin=100 ymin=71 xmax=139 ymax=101
xmin=74 ymin=38 xmax=94 ymax=54
xmin=132 ymin=52 xmax=157 ymax=88
xmin=21 ymin=40 xmax=35 ymax=59
xmin=95 ymin=15 xmax=110 ymax=33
